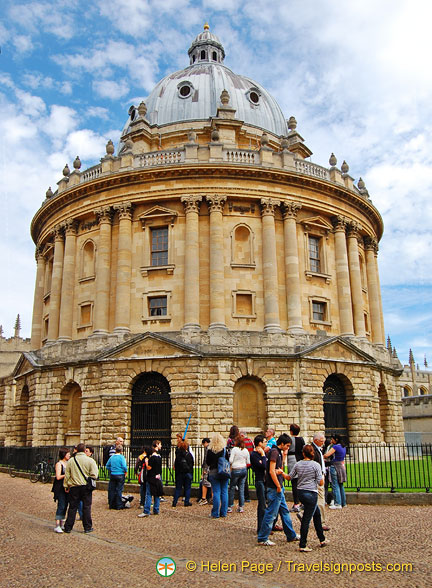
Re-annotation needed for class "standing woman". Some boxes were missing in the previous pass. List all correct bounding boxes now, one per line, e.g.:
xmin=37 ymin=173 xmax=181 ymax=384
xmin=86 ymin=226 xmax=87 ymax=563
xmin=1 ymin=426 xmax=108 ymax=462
xmin=288 ymin=445 xmax=328 ymax=552
xmin=324 ymin=435 xmax=347 ymax=509
xmin=52 ymin=447 xmax=70 ymax=533
xmin=228 ymin=436 xmax=250 ymax=513
xmin=205 ymin=433 xmax=229 ymax=519
xmin=172 ymin=440 xmax=194 ymax=507
xmin=226 ymin=425 xmax=239 ymax=451
xmin=288 ymin=424 xmax=305 ymax=512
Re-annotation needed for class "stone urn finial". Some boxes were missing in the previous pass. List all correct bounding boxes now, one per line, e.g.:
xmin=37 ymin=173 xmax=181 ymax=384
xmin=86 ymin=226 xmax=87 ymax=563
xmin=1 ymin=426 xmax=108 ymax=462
xmin=329 ymin=153 xmax=337 ymax=167
xmin=281 ymin=137 xmax=289 ymax=150
xmin=62 ymin=163 xmax=70 ymax=177
xmin=261 ymin=132 xmax=269 ymax=146
xmin=288 ymin=116 xmax=297 ymax=131
xmin=211 ymin=127 xmax=220 ymax=142
xmin=138 ymin=101 xmax=147 ymax=117
xmin=125 ymin=139 xmax=134 ymax=152
xmin=358 ymin=177 xmax=365 ymax=190
xmin=220 ymin=89 xmax=230 ymax=105
xmin=188 ymin=130 xmax=197 ymax=144
xmin=73 ymin=156 xmax=81 ymax=170
xmin=106 ymin=139 xmax=115 ymax=155
xmin=341 ymin=160 xmax=349 ymax=174
xmin=46 ymin=186 xmax=54 ymax=198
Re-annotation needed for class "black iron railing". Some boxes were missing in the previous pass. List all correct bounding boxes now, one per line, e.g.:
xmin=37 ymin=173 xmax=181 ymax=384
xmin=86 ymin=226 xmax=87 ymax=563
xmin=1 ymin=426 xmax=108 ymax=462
xmin=1 ymin=443 xmax=431 ymax=492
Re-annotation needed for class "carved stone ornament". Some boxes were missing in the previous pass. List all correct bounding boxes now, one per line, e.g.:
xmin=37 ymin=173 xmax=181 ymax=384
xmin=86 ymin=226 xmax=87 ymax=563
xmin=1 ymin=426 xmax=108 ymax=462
xmin=329 ymin=153 xmax=337 ymax=167
xmin=95 ymin=206 xmax=113 ymax=224
xmin=106 ymin=140 xmax=115 ymax=155
xmin=364 ymin=235 xmax=378 ymax=253
xmin=220 ymin=89 xmax=230 ymax=105
xmin=46 ymin=187 xmax=54 ymax=199
xmin=62 ymin=163 xmax=70 ymax=177
xmin=73 ymin=156 xmax=81 ymax=170
xmin=281 ymin=201 xmax=302 ymax=219
xmin=35 ymin=245 xmax=45 ymax=261
xmin=288 ymin=116 xmax=297 ymax=131
xmin=114 ymin=202 xmax=133 ymax=220
xmin=206 ymin=194 xmax=226 ymax=213
xmin=346 ymin=220 xmax=361 ymax=238
xmin=260 ymin=132 xmax=269 ymax=146
xmin=211 ymin=127 xmax=220 ymax=142
xmin=187 ymin=130 xmax=197 ymax=144
xmin=63 ymin=218 xmax=78 ymax=235
xmin=260 ymin=198 xmax=280 ymax=216
xmin=358 ymin=177 xmax=365 ymax=190
xmin=181 ymin=195 xmax=202 ymax=213
xmin=332 ymin=215 xmax=348 ymax=231
xmin=138 ymin=101 xmax=148 ymax=117
xmin=52 ymin=224 xmax=64 ymax=240
xmin=281 ymin=137 xmax=289 ymax=150
xmin=341 ymin=160 xmax=349 ymax=174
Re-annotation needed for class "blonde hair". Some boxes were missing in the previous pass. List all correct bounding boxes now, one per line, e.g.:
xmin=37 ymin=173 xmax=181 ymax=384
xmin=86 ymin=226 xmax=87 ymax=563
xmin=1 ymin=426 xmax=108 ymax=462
xmin=209 ymin=433 xmax=225 ymax=453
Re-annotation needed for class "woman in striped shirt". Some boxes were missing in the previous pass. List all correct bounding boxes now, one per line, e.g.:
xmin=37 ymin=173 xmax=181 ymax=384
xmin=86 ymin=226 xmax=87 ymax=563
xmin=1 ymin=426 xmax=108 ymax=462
xmin=288 ymin=444 xmax=329 ymax=552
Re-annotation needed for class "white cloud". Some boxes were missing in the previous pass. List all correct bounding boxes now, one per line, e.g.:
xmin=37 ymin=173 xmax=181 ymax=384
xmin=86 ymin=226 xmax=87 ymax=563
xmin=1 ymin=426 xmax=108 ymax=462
xmin=13 ymin=34 xmax=34 ymax=54
xmin=86 ymin=106 xmax=110 ymax=120
xmin=93 ymin=79 xmax=129 ymax=100
xmin=8 ymin=1 xmax=79 ymax=40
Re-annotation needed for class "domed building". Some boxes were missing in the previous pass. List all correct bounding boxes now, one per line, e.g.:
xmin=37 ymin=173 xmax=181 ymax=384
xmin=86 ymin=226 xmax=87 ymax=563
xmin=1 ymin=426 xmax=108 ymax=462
xmin=0 ymin=25 xmax=404 ymax=448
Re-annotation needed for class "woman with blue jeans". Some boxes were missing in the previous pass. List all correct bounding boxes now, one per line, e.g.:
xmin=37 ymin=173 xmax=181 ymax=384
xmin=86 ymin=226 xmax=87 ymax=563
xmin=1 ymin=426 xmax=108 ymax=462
xmin=324 ymin=435 xmax=347 ymax=508
xmin=228 ymin=437 xmax=250 ymax=513
xmin=172 ymin=440 xmax=194 ymax=507
xmin=288 ymin=444 xmax=328 ymax=552
xmin=205 ymin=433 xmax=229 ymax=518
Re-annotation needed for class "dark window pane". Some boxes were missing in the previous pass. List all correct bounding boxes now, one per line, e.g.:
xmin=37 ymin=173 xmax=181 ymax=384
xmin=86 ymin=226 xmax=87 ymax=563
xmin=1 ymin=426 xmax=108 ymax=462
xmin=309 ymin=236 xmax=321 ymax=273
xmin=149 ymin=296 xmax=167 ymax=316
xmin=151 ymin=227 xmax=168 ymax=266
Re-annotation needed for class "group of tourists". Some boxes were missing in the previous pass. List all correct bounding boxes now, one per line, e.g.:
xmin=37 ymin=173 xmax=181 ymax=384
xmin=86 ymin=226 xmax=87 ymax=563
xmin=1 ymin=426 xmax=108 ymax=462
xmin=51 ymin=426 xmax=347 ymax=551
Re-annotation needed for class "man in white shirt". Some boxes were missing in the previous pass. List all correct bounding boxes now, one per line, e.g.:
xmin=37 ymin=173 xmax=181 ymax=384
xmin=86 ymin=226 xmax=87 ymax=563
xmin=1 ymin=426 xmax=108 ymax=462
xmin=312 ymin=432 xmax=330 ymax=531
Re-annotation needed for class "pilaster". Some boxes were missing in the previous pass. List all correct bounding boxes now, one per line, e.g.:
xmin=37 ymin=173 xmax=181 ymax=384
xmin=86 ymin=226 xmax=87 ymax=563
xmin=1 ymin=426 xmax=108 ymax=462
xmin=332 ymin=215 xmax=354 ymax=335
xmin=281 ymin=202 xmax=304 ymax=333
xmin=113 ymin=202 xmax=133 ymax=334
xmin=207 ymin=194 xmax=227 ymax=330
xmin=181 ymin=195 xmax=202 ymax=330
xmin=260 ymin=198 xmax=282 ymax=332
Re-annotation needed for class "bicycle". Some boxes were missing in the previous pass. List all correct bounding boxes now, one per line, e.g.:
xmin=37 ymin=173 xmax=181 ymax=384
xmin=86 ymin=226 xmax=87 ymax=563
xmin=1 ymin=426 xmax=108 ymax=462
xmin=30 ymin=456 xmax=54 ymax=483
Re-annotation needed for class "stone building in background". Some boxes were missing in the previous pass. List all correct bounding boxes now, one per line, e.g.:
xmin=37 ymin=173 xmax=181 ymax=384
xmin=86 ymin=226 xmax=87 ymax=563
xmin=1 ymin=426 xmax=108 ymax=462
xmin=0 ymin=26 xmax=404 ymax=448
xmin=399 ymin=350 xmax=432 ymax=444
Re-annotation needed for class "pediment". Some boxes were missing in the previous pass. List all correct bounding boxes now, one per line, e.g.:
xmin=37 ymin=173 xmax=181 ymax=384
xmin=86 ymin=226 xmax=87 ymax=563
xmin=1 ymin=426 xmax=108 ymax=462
xmin=139 ymin=206 xmax=178 ymax=227
xmin=98 ymin=332 xmax=200 ymax=360
xmin=12 ymin=353 xmax=39 ymax=378
xmin=301 ymin=215 xmax=333 ymax=233
xmin=300 ymin=337 xmax=376 ymax=364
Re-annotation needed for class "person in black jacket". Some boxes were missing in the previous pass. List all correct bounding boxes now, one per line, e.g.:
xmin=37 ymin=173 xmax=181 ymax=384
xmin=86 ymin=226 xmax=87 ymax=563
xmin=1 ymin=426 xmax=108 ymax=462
xmin=172 ymin=440 xmax=194 ymax=507
xmin=250 ymin=434 xmax=267 ymax=534
xmin=288 ymin=424 xmax=305 ymax=512
xmin=312 ymin=432 xmax=330 ymax=531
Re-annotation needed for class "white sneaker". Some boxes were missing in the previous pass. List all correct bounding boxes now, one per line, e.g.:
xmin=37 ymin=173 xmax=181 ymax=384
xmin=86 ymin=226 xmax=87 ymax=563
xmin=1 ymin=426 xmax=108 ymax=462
xmin=137 ymin=513 xmax=150 ymax=518
xmin=329 ymin=504 xmax=342 ymax=509
xmin=54 ymin=526 xmax=63 ymax=533
xmin=258 ymin=539 xmax=275 ymax=546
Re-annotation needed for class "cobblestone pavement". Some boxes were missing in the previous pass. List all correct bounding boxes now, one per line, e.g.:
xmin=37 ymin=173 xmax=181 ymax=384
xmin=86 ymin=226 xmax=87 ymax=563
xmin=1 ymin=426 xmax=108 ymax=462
xmin=0 ymin=474 xmax=430 ymax=588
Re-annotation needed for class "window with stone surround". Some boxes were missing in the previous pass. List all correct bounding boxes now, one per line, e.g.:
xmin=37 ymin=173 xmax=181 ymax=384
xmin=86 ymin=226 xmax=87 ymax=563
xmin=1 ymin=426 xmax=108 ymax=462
xmin=142 ymin=289 xmax=171 ymax=323
xmin=308 ymin=235 xmax=321 ymax=273
xmin=139 ymin=206 xmax=177 ymax=276
xmin=78 ymin=301 xmax=93 ymax=328
xmin=301 ymin=216 xmax=332 ymax=283
xmin=231 ymin=224 xmax=255 ymax=267
xmin=151 ymin=227 xmax=168 ymax=266
xmin=309 ymin=296 xmax=331 ymax=326
xmin=80 ymin=239 xmax=96 ymax=281
xmin=232 ymin=290 xmax=256 ymax=318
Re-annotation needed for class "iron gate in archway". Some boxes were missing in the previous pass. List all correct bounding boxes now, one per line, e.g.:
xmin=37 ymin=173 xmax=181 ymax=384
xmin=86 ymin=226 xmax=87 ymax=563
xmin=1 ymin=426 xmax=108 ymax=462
xmin=131 ymin=372 xmax=171 ymax=448
xmin=323 ymin=374 xmax=349 ymax=443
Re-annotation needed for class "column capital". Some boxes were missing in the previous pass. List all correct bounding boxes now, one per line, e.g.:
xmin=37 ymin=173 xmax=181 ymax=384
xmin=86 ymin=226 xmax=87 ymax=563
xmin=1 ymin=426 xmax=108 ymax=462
xmin=331 ymin=214 xmax=349 ymax=232
xmin=95 ymin=205 xmax=113 ymax=225
xmin=114 ymin=201 xmax=133 ymax=220
xmin=346 ymin=220 xmax=362 ymax=239
xmin=206 ymin=194 xmax=226 ymax=213
xmin=260 ymin=197 xmax=280 ymax=217
xmin=181 ymin=195 xmax=202 ymax=214
xmin=52 ymin=224 xmax=64 ymax=241
xmin=35 ymin=245 xmax=45 ymax=261
xmin=364 ymin=235 xmax=379 ymax=253
xmin=62 ymin=218 xmax=78 ymax=236
xmin=281 ymin=201 xmax=302 ymax=220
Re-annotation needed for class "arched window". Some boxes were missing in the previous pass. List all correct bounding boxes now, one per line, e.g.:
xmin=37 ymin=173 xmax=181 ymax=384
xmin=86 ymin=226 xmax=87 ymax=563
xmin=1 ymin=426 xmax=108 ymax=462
xmin=233 ymin=377 xmax=266 ymax=432
xmin=323 ymin=374 xmax=349 ymax=444
xmin=16 ymin=385 xmax=30 ymax=446
xmin=403 ymin=386 xmax=411 ymax=397
xmin=62 ymin=382 xmax=82 ymax=445
xmin=212 ymin=51 xmax=217 ymax=61
xmin=81 ymin=240 xmax=96 ymax=279
xmin=200 ymin=50 xmax=206 ymax=60
xmin=419 ymin=386 xmax=427 ymax=396
xmin=231 ymin=224 xmax=254 ymax=266
xmin=131 ymin=372 xmax=171 ymax=447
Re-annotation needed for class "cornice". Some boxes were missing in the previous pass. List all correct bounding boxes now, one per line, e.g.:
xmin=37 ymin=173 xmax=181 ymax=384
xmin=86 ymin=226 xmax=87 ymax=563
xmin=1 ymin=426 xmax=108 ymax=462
xmin=31 ymin=164 xmax=383 ymax=243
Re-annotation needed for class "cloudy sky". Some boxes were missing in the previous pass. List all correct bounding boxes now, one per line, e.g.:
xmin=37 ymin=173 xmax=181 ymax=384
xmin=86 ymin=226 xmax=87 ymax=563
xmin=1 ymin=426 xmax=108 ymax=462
xmin=0 ymin=0 xmax=431 ymax=367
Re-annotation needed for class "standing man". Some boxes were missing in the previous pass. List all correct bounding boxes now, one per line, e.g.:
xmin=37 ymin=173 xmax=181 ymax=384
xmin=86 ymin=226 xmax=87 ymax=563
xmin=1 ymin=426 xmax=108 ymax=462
xmin=264 ymin=427 xmax=277 ymax=453
xmin=106 ymin=445 xmax=128 ymax=510
xmin=312 ymin=432 xmax=330 ymax=531
xmin=138 ymin=440 xmax=163 ymax=517
xmin=257 ymin=434 xmax=299 ymax=546
xmin=63 ymin=442 xmax=99 ymax=534
xmin=250 ymin=434 xmax=267 ymax=535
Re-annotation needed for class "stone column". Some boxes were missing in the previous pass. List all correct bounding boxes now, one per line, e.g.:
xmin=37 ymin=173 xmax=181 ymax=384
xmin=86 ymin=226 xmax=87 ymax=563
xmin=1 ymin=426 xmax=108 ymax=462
xmin=332 ymin=216 xmax=354 ymax=335
xmin=346 ymin=221 xmax=366 ymax=337
xmin=207 ymin=194 xmax=227 ymax=329
xmin=113 ymin=202 xmax=133 ymax=334
xmin=364 ymin=236 xmax=384 ymax=344
xmin=260 ymin=198 xmax=282 ymax=332
xmin=30 ymin=247 xmax=46 ymax=349
xmin=181 ymin=195 xmax=202 ymax=330
xmin=93 ymin=206 xmax=113 ymax=335
xmin=58 ymin=219 xmax=78 ymax=341
xmin=282 ymin=202 xmax=304 ymax=333
xmin=46 ymin=226 xmax=64 ymax=342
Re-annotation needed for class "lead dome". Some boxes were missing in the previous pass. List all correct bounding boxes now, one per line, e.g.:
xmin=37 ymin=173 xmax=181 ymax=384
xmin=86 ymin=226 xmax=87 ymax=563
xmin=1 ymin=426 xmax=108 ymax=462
xmin=121 ymin=25 xmax=289 ymax=137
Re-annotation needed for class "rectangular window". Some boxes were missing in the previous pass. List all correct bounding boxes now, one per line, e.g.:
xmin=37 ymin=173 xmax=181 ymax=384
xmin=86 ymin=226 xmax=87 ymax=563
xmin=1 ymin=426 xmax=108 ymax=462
xmin=149 ymin=296 xmax=167 ymax=316
xmin=80 ymin=303 xmax=92 ymax=326
xmin=312 ymin=301 xmax=326 ymax=322
xmin=151 ymin=227 xmax=168 ymax=266
xmin=309 ymin=236 xmax=321 ymax=273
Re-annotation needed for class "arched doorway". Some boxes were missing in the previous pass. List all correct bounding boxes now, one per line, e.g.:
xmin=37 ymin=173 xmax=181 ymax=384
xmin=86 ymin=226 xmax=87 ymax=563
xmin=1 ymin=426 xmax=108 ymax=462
xmin=233 ymin=377 xmax=266 ymax=434
xmin=16 ymin=385 xmax=30 ymax=446
xmin=323 ymin=374 xmax=349 ymax=443
xmin=62 ymin=383 xmax=82 ymax=446
xmin=131 ymin=372 xmax=171 ymax=448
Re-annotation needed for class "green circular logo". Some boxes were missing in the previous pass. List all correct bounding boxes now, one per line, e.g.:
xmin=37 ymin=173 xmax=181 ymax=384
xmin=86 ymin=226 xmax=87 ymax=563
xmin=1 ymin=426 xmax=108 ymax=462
xmin=156 ymin=557 xmax=176 ymax=577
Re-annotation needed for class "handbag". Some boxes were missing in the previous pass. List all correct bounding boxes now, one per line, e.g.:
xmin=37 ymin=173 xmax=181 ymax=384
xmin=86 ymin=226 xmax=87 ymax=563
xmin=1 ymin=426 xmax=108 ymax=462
xmin=216 ymin=448 xmax=231 ymax=480
xmin=73 ymin=455 xmax=97 ymax=491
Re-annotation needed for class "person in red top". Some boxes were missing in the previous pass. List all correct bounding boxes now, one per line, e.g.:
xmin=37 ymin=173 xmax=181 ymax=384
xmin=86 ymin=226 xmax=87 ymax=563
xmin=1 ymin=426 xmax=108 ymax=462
xmin=240 ymin=429 xmax=254 ymax=502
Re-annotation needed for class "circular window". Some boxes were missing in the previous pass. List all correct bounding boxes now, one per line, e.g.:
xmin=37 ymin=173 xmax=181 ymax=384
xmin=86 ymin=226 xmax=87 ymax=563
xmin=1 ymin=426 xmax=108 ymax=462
xmin=178 ymin=83 xmax=193 ymax=99
xmin=249 ymin=91 xmax=260 ymax=104
xmin=128 ymin=105 xmax=137 ymax=121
